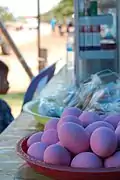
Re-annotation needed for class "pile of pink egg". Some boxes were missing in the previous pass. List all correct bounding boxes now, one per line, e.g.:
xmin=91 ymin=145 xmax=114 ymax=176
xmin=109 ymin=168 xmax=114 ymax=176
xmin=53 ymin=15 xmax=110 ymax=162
xmin=27 ymin=107 xmax=120 ymax=169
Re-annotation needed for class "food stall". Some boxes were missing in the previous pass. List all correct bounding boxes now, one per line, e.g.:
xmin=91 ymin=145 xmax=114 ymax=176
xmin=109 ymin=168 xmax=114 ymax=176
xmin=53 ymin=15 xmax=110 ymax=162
xmin=1 ymin=0 xmax=120 ymax=180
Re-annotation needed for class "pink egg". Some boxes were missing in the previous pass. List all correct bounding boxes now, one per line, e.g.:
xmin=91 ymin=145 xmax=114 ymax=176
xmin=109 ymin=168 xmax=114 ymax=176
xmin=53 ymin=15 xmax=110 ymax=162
xmin=117 ymin=120 xmax=120 ymax=127
xmin=27 ymin=142 xmax=48 ymax=161
xmin=85 ymin=121 xmax=114 ymax=138
xmin=44 ymin=144 xmax=71 ymax=166
xmin=58 ymin=122 xmax=89 ymax=154
xmin=115 ymin=126 xmax=120 ymax=147
xmin=61 ymin=107 xmax=82 ymax=118
xmin=100 ymin=114 xmax=108 ymax=120
xmin=56 ymin=141 xmax=63 ymax=146
xmin=104 ymin=151 xmax=120 ymax=168
xmin=44 ymin=118 xmax=59 ymax=131
xmin=57 ymin=115 xmax=81 ymax=131
xmin=90 ymin=127 xmax=117 ymax=158
xmin=27 ymin=132 xmax=43 ymax=147
xmin=56 ymin=142 xmax=75 ymax=157
xmin=71 ymin=152 xmax=103 ymax=168
xmin=104 ymin=114 xmax=120 ymax=129
xmin=41 ymin=129 xmax=59 ymax=145
xmin=79 ymin=111 xmax=101 ymax=127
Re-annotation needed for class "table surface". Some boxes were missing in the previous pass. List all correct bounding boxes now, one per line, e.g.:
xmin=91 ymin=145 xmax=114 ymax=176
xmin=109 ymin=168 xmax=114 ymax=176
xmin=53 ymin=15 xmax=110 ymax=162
xmin=0 ymin=66 xmax=73 ymax=180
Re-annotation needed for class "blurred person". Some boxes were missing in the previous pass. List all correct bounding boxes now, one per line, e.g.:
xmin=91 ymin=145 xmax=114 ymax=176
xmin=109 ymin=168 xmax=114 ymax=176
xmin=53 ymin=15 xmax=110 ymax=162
xmin=0 ymin=61 xmax=14 ymax=133
xmin=50 ymin=17 xmax=57 ymax=32
xmin=0 ymin=36 xmax=10 ymax=55
xmin=58 ymin=20 xmax=63 ymax=36
xmin=66 ymin=17 xmax=73 ymax=33
xmin=0 ymin=61 xmax=9 ymax=94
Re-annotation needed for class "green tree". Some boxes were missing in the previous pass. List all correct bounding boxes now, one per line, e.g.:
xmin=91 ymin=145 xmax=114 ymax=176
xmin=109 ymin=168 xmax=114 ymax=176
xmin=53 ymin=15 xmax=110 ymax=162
xmin=0 ymin=7 xmax=15 ymax=22
xmin=41 ymin=0 xmax=73 ymax=22
xmin=53 ymin=0 xmax=73 ymax=16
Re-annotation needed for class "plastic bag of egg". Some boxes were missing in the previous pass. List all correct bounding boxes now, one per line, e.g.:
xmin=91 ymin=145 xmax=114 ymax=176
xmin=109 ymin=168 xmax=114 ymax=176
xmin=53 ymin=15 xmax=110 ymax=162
xmin=27 ymin=107 xmax=120 ymax=169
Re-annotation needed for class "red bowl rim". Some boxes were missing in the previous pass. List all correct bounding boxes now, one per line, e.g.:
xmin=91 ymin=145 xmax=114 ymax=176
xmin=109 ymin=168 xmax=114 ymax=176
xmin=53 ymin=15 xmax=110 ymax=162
xmin=17 ymin=134 xmax=120 ymax=173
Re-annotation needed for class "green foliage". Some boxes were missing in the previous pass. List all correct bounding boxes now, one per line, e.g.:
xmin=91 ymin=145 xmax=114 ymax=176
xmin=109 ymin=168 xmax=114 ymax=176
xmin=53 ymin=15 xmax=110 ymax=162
xmin=0 ymin=6 xmax=15 ymax=22
xmin=41 ymin=0 xmax=73 ymax=22
xmin=53 ymin=0 xmax=73 ymax=16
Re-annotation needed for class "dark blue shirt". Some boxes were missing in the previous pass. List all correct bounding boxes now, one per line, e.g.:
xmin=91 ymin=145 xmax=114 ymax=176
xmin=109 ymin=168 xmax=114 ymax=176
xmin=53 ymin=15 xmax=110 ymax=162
xmin=0 ymin=99 xmax=14 ymax=133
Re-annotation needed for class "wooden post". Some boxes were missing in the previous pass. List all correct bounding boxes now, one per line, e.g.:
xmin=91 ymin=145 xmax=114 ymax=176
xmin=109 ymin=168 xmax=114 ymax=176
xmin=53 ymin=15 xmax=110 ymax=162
xmin=37 ymin=0 xmax=41 ymax=71
xmin=38 ymin=48 xmax=48 ymax=71
xmin=0 ymin=21 xmax=33 ymax=80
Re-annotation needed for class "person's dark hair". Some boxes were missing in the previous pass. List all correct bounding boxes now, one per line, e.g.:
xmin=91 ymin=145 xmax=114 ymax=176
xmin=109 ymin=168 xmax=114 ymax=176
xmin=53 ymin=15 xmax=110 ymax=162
xmin=0 ymin=61 xmax=9 ymax=73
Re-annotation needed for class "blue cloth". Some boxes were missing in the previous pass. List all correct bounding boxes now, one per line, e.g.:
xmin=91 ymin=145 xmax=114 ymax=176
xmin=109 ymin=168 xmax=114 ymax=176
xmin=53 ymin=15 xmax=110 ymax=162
xmin=0 ymin=99 xmax=14 ymax=133
xmin=50 ymin=18 xmax=56 ymax=29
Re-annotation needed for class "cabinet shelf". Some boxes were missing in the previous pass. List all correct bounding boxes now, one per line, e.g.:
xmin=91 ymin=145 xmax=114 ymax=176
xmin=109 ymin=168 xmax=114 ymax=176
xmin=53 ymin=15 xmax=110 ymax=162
xmin=80 ymin=50 xmax=115 ymax=60
xmin=79 ymin=14 xmax=113 ymax=26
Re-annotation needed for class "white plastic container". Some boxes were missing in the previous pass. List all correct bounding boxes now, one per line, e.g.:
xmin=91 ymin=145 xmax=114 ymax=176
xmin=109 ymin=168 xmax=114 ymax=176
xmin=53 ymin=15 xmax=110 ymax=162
xmin=66 ymin=32 xmax=74 ymax=70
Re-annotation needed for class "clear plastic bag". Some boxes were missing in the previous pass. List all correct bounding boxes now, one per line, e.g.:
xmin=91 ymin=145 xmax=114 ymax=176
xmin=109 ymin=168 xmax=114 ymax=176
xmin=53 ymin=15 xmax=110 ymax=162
xmin=85 ymin=78 xmax=120 ymax=114
xmin=63 ymin=85 xmax=81 ymax=107
xmin=91 ymin=102 xmax=120 ymax=114
xmin=38 ymin=96 xmax=64 ymax=117
xmin=37 ymin=83 xmax=78 ymax=117
xmin=76 ymin=74 xmax=102 ymax=109
xmin=37 ymin=69 xmax=120 ymax=117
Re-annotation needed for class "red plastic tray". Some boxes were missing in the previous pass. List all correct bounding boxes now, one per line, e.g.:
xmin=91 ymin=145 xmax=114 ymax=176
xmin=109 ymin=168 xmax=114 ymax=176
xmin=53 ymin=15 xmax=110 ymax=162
xmin=17 ymin=135 xmax=120 ymax=180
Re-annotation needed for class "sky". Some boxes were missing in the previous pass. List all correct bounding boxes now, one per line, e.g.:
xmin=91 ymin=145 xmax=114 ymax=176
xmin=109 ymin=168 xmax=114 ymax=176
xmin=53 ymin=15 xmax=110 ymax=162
xmin=0 ymin=0 xmax=60 ymax=16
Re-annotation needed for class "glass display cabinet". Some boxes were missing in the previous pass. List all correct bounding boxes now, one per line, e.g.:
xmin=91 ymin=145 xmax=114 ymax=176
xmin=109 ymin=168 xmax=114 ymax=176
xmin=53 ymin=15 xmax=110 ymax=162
xmin=74 ymin=0 xmax=118 ymax=85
